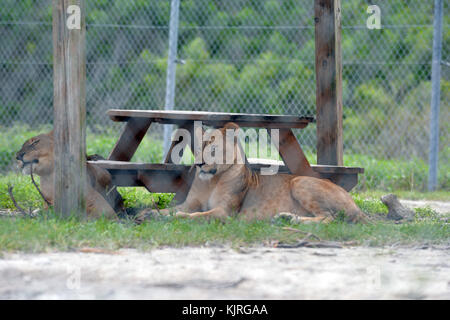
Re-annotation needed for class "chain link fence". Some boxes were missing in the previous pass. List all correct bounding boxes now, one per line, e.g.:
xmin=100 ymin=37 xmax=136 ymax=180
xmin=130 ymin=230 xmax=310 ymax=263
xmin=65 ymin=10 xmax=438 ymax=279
xmin=0 ymin=0 xmax=448 ymax=190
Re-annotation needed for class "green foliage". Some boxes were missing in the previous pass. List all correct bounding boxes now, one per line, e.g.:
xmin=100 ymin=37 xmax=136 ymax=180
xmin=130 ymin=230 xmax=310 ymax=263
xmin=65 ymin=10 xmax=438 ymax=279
xmin=352 ymin=83 xmax=395 ymax=111
xmin=414 ymin=207 xmax=441 ymax=221
xmin=118 ymin=187 xmax=174 ymax=210
xmin=351 ymin=194 xmax=388 ymax=215
xmin=2 ymin=1 xmax=448 ymax=127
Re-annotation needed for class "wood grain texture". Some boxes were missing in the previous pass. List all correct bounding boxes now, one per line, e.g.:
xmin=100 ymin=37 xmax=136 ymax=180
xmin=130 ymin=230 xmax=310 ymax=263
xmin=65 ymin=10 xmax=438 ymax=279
xmin=108 ymin=118 xmax=152 ymax=161
xmin=314 ymin=0 xmax=343 ymax=166
xmin=274 ymin=129 xmax=320 ymax=177
xmin=168 ymin=123 xmax=197 ymax=203
xmin=88 ymin=160 xmax=363 ymax=192
xmin=87 ymin=161 xmax=363 ymax=174
xmin=164 ymin=123 xmax=194 ymax=164
xmin=107 ymin=109 xmax=313 ymax=129
xmin=53 ymin=0 xmax=86 ymax=218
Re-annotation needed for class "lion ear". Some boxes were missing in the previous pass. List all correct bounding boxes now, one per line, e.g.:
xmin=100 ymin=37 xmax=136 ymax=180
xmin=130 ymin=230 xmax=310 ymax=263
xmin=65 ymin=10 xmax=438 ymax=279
xmin=223 ymin=122 xmax=240 ymax=132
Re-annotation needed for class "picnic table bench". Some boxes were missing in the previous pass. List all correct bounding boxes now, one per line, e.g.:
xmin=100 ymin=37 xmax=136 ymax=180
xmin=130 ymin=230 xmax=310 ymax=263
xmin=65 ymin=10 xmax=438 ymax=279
xmin=89 ymin=109 xmax=363 ymax=204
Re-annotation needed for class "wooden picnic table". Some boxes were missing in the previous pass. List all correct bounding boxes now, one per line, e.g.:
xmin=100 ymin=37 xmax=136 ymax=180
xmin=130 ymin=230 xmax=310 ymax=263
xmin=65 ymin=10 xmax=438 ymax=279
xmin=89 ymin=109 xmax=363 ymax=204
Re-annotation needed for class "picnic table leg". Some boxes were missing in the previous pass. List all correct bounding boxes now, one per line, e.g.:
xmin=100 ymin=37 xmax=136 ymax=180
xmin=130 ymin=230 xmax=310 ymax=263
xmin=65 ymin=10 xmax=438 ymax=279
xmin=170 ymin=123 xmax=196 ymax=204
xmin=108 ymin=118 xmax=152 ymax=161
xmin=273 ymin=128 xmax=319 ymax=177
xmin=136 ymin=122 xmax=196 ymax=205
xmin=163 ymin=123 xmax=194 ymax=164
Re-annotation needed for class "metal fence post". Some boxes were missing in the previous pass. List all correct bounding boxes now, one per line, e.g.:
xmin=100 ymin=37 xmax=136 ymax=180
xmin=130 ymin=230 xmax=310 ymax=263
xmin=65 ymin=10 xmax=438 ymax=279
xmin=428 ymin=0 xmax=443 ymax=191
xmin=163 ymin=0 xmax=180 ymax=156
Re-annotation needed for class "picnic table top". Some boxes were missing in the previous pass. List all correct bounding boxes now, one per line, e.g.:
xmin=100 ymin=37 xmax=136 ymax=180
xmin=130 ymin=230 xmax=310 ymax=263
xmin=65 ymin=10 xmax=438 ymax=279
xmin=89 ymin=159 xmax=364 ymax=174
xmin=107 ymin=109 xmax=314 ymax=129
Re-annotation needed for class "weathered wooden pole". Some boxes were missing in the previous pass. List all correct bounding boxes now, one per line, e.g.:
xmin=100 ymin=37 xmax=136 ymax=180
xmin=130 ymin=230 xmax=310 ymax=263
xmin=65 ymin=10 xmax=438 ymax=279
xmin=52 ymin=0 xmax=86 ymax=218
xmin=314 ymin=0 xmax=343 ymax=166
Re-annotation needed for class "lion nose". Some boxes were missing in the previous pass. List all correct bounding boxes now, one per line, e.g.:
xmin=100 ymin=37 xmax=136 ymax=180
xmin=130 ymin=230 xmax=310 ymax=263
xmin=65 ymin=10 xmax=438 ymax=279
xmin=16 ymin=152 xmax=24 ymax=161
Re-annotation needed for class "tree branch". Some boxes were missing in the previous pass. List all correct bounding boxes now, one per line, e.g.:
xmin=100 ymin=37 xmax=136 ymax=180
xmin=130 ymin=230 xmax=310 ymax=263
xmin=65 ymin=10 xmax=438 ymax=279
xmin=30 ymin=162 xmax=51 ymax=206
xmin=7 ymin=184 xmax=29 ymax=216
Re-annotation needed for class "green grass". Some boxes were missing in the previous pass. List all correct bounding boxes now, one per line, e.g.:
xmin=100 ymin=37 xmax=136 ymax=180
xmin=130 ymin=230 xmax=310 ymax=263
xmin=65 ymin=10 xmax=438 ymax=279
xmin=0 ymin=125 xmax=448 ymax=252
xmin=0 ymin=172 xmax=448 ymax=252
xmin=0 ymin=213 xmax=447 ymax=253
xmin=344 ymin=154 xmax=449 ymax=192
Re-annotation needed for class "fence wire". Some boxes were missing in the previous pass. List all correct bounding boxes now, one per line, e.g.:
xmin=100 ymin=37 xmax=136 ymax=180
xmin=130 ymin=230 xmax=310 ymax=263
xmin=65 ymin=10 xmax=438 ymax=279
xmin=0 ymin=0 xmax=448 ymax=190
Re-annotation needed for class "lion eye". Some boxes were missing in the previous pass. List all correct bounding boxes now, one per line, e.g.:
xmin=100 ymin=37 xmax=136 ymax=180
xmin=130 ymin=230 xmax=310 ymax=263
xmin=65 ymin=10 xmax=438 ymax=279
xmin=30 ymin=139 xmax=40 ymax=148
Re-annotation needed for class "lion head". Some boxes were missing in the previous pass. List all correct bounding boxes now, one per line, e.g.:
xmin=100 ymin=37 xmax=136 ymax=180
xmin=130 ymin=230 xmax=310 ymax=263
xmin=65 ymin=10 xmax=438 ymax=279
xmin=16 ymin=131 xmax=54 ymax=176
xmin=196 ymin=122 xmax=245 ymax=180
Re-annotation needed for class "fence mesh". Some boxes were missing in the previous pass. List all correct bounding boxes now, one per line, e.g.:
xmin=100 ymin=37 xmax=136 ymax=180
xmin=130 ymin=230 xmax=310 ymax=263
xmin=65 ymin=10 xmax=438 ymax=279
xmin=0 ymin=0 xmax=448 ymax=190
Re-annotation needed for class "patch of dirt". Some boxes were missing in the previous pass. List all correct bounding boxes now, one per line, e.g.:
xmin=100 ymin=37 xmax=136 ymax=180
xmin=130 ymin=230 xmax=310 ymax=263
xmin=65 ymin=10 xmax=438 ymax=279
xmin=399 ymin=200 xmax=450 ymax=215
xmin=0 ymin=246 xmax=449 ymax=299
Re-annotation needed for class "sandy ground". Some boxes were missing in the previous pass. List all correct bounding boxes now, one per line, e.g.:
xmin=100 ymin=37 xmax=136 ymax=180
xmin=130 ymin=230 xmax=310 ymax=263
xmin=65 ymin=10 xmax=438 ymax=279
xmin=0 ymin=199 xmax=448 ymax=300
xmin=399 ymin=200 xmax=450 ymax=214
xmin=0 ymin=245 xmax=449 ymax=300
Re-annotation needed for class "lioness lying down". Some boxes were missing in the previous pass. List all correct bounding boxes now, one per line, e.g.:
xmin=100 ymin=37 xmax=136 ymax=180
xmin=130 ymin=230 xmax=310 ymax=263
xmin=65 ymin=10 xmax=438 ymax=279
xmin=16 ymin=131 xmax=126 ymax=219
xmin=139 ymin=122 xmax=367 ymax=224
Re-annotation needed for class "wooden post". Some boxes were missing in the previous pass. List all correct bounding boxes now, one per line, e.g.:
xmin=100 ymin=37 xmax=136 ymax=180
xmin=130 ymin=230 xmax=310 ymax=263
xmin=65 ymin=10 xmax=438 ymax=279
xmin=314 ymin=0 xmax=343 ymax=166
xmin=275 ymin=129 xmax=319 ymax=177
xmin=53 ymin=0 xmax=86 ymax=218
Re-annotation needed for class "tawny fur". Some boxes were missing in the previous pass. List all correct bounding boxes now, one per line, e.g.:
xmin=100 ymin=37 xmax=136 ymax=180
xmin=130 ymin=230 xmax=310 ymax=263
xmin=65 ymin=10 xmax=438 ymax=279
xmin=16 ymin=131 xmax=125 ymax=219
xmin=139 ymin=122 xmax=368 ymax=224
